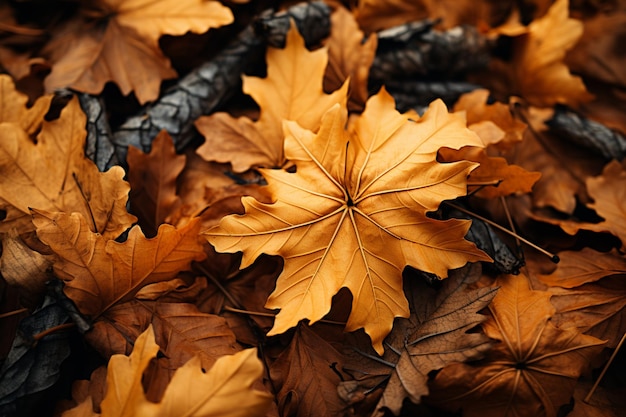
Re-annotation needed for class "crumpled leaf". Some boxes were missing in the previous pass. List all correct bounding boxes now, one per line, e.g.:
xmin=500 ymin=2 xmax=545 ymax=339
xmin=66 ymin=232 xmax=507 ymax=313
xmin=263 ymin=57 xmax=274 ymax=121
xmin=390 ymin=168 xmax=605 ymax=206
xmin=195 ymin=23 xmax=348 ymax=172
xmin=0 ymin=89 xmax=135 ymax=237
xmin=44 ymin=0 xmax=233 ymax=104
xmin=270 ymin=324 xmax=346 ymax=417
xmin=32 ymin=210 xmax=206 ymax=318
xmin=324 ymin=6 xmax=377 ymax=112
xmin=344 ymin=264 xmax=497 ymax=416
xmin=206 ymin=89 xmax=491 ymax=354
xmin=62 ymin=326 xmax=272 ymax=417
xmin=428 ymin=273 xmax=606 ymax=417
xmin=127 ymin=130 xmax=185 ymax=236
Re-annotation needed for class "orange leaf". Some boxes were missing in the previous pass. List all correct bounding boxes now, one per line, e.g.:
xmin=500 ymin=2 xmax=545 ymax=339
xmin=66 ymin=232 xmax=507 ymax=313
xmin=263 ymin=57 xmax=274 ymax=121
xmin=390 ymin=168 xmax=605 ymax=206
xmin=32 ymin=210 xmax=206 ymax=318
xmin=195 ymin=23 xmax=348 ymax=172
xmin=206 ymin=89 xmax=491 ymax=354
xmin=127 ymin=130 xmax=185 ymax=236
xmin=0 ymin=91 xmax=135 ymax=238
xmin=429 ymin=273 xmax=605 ymax=417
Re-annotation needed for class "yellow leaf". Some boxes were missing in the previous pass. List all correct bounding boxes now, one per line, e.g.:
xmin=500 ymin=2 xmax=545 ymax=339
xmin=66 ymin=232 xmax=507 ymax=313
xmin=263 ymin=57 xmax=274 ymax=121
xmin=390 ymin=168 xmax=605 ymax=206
xmin=195 ymin=23 xmax=349 ymax=172
xmin=0 ymin=93 xmax=136 ymax=238
xmin=63 ymin=326 xmax=271 ymax=417
xmin=206 ymin=89 xmax=491 ymax=354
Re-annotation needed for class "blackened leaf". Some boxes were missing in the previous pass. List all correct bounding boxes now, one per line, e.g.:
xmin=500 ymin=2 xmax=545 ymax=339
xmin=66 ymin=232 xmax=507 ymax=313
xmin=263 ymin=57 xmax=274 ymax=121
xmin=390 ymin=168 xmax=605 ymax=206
xmin=78 ymin=92 xmax=119 ymax=172
xmin=0 ymin=295 xmax=72 ymax=416
xmin=547 ymin=104 xmax=626 ymax=161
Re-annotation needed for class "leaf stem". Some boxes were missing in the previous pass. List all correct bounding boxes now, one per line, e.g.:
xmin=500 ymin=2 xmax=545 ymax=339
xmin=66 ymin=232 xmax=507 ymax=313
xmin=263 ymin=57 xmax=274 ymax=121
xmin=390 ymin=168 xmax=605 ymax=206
xmin=445 ymin=201 xmax=559 ymax=263
xmin=0 ymin=308 xmax=29 ymax=319
xmin=222 ymin=305 xmax=346 ymax=326
xmin=32 ymin=322 xmax=76 ymax=342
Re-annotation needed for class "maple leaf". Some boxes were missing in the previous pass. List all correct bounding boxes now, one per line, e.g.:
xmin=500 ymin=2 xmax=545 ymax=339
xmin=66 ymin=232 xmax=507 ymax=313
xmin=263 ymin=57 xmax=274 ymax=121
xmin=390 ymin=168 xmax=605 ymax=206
xmin=195 ymin=23 xmax=348 ymax=172
xmin=344 ymin=264 xmax=497 ymax=415
xmin=0 ymin=74 xmax=51 ymax=134
xmin=0 ymin=92 xmax=136 ymax=238
xmin=44 ymin=0 xmax=233 ymax=104
xmin=270 ymin=324 xmax=346 ymax=417
xmin=31 ymin=210 xmax=206 ymax=318
xmin=206 ymin=89 xmax=491 ymax=354
xmin=324 ymin=7 xmax=378 ymax=112
xmin=428 ymin=273 xmax=605 ymax=417
xmin=493 ymin=0 xmax=593 ymax=107
xmin=539 ymin=248 xmax=626 ymax=348
xmin=127 ymin=130 xmax=185 ymax=236
xmin=63 ymin=326 xmax=272 ymax=417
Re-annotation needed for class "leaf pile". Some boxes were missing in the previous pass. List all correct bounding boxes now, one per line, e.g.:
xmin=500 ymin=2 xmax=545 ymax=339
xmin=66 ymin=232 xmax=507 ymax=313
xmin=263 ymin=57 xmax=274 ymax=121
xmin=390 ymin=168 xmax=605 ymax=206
xmin=1 ymin=1 xmax=626 ymax=417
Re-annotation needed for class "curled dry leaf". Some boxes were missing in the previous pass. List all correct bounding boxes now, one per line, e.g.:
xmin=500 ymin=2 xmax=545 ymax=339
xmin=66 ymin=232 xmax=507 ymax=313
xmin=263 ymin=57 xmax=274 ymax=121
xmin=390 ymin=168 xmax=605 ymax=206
xmin=63 ymin=326 xmax=271 ymax=417
xmin=206 ymin=89 xmax=491 ymax=354
xmin=44 ymin=0 xmax=233 ymax=104
xmin=428 ymin=273 xmax=606 ymax=417
xmin=32 ymin=210 xmax=206 ymax=318
xmin=195 ymin=23 xmax=348 ymax=172
xmin=0 ymin=88 xmax=136 ymax=238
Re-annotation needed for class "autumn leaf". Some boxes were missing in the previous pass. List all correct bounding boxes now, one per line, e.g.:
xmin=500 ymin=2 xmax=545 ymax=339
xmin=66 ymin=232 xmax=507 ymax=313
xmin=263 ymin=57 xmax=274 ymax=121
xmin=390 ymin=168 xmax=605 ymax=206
xmin=344 ymin=264 xmax=497 ymax=415
xmin=540 ymin=248 xmax=626 ymax=348
xmin=127 ymin=130 xmax=185 ymax=236
xmin=270 ymin=324 xmax=346 ymax=417
xmin=63 ymin=326 xmax=271 ymax=417
xmin=206 ymin=89 xmax=491 ymax=354
xmin=0 ymin=74 xmax=51 ymax=135
xmin=44 ymin=0 xmax=233 ymax=103
xmin=324 ymin=7 xmax=377 ymax=112
xmin=428 ymin=273 xmax=605 ymax=417
xmin=195 ymin=23 xmax=348 ymax=172
xmin=0 ymin=92 xmax=136 ymax=238
xmin=491 ymin=0 xmax=593 ymax=107
xmin=32 ymin=210 xmax=206 ymax=318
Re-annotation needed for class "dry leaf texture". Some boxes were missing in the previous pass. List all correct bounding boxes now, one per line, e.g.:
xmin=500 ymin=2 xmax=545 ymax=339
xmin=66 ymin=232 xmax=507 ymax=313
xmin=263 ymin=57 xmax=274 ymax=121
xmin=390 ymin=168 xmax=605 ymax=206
xmin=206 ymin=88 xmax=491 ymax=354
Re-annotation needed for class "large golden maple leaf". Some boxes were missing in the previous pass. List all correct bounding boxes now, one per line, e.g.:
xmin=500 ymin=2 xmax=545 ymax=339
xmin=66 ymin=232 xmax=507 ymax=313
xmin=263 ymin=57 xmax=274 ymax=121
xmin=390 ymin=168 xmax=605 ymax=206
xmin=206 ymin=89 xmax=491 ymax=353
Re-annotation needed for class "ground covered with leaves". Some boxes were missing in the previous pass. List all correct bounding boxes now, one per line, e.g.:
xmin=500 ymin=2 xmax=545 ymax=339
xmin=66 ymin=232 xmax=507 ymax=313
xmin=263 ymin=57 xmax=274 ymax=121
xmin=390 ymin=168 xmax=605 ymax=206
xmin=1 ymin=0 xmax=625 ymax=416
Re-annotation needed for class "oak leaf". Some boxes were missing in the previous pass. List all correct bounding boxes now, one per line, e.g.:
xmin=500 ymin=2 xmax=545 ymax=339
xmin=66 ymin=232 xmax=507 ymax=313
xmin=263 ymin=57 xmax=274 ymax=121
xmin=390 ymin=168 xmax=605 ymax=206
xmin=44 ymin=0 xmax=233 ymax=104
xmin=195 ymin=23 xmax=348 ymax=172
xmin=206 ymin=89 xmax=491 ymax=354
xmin=0 ymin=93 xmax=136 ymax=238
xmin=32 ymin=210 xmax=206 ymax=318
xmin=127 ymin=130 xmax=185 ymax=236
xmin=428 ymin=273 xmax=605 ymax=417
xmin=0 ymin=74 xmax=51 ymax=135
xmin=63 ymin=326 xmax=272 ymax=417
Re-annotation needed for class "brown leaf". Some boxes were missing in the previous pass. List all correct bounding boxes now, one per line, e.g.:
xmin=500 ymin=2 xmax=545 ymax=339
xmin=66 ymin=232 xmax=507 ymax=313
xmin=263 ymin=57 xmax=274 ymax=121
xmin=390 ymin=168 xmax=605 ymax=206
xmin=428 ymin=273 xmax=605 ymax=417
xmin=539 ymin=248 xmax=626 ymax=288
xmin=127 ymin=130 xmax=185 ymax=236
xmin=270 ymin=324 xmax=346 ymax=417
xmin=44 ymin=0 xmax=233 ymax=103
xmin=0 ymin=92 xmax=135 ymax=237
xmin=324 ymin=7 xmax=377 ymax=112
xmin=32 ymin=210 xmax=206 ymax=318
xmin=195 ymin=23 xmax=348 ymax=172
xmin=0 ymin=74 xmax=51 ymax=134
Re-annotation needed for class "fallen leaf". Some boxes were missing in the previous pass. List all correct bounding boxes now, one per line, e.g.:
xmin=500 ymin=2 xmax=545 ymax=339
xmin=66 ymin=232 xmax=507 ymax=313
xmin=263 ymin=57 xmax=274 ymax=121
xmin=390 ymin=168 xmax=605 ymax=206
xmin=63 ymin=326 xmax=272 ymax=417
xmin=32 ymin=210 xmax=206 ymax=318
xmin=324 ymin=7 xmax=377 ymax=112
xmin=0 ymin=94 xmax=136 ymax=238
xmin=195 ymin=23 xmax=348 ymax=172
xmin=495 ymin=0 xmax=594 ymax=107
xmin=0 ymin=74 xmax=51 ymax=134
xmin=44 ymin=0 xmax=233 ymax=103
xmin=539 ymin=248 xmax=626 ymax=348
xmin=127 ymin=130 xmax=185 ymax=236
xmin=428 ymin=273 xmax=606 ymax=417
xmin=270 ymin=324 xmax=346 ymax=417
xmin=206 ymin=89 xmax=491 ymax=354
